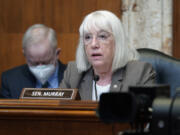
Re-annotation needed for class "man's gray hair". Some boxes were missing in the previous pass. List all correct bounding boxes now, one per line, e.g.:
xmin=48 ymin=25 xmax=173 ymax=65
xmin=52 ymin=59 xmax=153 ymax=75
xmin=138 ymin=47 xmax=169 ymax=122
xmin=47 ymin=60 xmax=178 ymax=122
xmin=76 ymin=10 xmax=139 ymax=73
xmin=22 ymin=24 xmax=57 ymax=50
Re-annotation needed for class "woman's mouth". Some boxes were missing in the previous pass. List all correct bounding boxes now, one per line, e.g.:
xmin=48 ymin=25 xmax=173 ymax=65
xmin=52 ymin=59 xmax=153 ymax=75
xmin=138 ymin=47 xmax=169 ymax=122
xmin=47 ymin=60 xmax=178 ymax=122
xmin=91 ymin=53 xmax=102 ymax=59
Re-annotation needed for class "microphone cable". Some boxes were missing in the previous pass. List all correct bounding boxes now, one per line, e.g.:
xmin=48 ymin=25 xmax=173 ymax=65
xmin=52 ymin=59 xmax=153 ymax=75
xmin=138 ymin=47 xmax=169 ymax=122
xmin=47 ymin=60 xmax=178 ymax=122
xmin=93 ymin=75 xmax=99 ymax=101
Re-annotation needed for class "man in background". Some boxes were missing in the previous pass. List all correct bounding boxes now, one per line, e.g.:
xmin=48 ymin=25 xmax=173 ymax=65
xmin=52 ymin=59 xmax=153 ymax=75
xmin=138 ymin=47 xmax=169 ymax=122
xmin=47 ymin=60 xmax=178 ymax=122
xmin=0 ymin=24 xmax=66 ymax=98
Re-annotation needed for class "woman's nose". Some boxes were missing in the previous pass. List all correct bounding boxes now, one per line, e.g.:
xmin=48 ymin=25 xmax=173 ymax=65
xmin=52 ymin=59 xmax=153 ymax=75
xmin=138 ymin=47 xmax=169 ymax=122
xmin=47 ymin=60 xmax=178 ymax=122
xmin=91 ymin=36 xmax=99 ymax=48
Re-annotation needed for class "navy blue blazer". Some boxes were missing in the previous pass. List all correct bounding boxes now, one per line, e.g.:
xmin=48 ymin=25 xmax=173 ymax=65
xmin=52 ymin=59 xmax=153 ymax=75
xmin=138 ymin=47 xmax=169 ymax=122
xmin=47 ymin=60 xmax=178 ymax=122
xmin=0 ymin=61 xmax=66 ymax=99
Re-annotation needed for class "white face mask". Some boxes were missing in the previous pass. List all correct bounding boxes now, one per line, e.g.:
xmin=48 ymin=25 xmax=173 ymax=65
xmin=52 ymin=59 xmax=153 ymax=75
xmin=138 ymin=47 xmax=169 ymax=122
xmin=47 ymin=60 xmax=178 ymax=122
xmin=29 ymin=64 xmax=56 ymax=84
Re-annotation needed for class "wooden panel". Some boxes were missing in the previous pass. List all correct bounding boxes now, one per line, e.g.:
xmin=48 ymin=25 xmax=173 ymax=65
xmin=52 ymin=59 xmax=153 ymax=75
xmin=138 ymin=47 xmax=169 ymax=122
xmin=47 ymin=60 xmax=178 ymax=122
xmin=173 ymin=0 xmax=180 ymax=58
xmin=59 ymin=33 xmax=79 ymax=64
xmin=0 ymin=99 xmax=130 ymax=135
xmin=0 ymin=0 xmax=122 ymax=80
xmin=0 ymin=0 xmax=24 ymax=33
xmin=0 ymin=33 xmax=25 ymax=70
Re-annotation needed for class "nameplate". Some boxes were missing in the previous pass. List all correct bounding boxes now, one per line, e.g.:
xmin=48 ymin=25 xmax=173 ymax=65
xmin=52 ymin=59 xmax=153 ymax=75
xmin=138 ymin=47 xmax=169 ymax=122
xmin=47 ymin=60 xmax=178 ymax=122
xmin=20 ymin=88 xmax=79 ymax=100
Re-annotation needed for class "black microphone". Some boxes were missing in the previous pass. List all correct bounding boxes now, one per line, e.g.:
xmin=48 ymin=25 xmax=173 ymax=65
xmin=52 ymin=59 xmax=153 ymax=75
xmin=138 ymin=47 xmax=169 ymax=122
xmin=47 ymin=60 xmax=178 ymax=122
xmin=94 ymin=75 xmax=100 ymax=82
xmin=93 ymin=75 xmax=99 ymax=101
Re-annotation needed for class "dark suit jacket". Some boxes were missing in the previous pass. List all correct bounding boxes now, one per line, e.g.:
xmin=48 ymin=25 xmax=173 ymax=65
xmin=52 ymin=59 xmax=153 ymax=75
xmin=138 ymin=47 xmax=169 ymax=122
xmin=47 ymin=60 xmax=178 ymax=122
xmin=0 ymin=61 xmax=66 ymax=99
xmin=60 ymin=61 xmax=156 ymax=100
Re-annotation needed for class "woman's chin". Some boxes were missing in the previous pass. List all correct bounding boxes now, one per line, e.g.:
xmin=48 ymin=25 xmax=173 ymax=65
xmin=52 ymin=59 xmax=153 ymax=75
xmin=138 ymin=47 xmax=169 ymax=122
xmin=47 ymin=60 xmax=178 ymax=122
xmin=92 ymin=62 xmax=104 ymax=68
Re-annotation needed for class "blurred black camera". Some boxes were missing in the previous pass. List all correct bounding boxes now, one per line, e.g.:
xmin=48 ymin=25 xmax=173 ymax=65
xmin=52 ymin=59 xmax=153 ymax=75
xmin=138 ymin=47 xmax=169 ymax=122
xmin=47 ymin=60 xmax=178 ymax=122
xmin=97 ymin=84 xmax=180 ymax=135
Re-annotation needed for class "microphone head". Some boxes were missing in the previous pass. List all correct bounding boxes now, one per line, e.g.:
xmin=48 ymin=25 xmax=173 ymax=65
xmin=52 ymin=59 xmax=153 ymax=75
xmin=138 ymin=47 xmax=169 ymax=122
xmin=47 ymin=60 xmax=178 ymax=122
xmin=94 ymin=75 xmax=100 ymax=81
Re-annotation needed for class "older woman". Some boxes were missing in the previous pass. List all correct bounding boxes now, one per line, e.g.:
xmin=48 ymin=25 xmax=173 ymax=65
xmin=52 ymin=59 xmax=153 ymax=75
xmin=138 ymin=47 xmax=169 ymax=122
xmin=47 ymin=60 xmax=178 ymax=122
xmin=60 ymin=10 xmax=156 ymax=101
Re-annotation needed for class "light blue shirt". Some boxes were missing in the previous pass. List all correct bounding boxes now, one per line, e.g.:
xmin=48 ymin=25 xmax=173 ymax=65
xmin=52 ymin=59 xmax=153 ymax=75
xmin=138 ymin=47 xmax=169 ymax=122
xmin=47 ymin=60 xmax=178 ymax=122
xmin=36 ymin=63 xmax=59 ymax=88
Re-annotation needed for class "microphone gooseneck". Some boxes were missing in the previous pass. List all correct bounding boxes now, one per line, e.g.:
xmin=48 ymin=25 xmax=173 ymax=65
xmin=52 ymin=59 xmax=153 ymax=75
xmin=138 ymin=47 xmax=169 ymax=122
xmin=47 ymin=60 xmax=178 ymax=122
xmin=94 ymin=75 xmax=99 ymax=101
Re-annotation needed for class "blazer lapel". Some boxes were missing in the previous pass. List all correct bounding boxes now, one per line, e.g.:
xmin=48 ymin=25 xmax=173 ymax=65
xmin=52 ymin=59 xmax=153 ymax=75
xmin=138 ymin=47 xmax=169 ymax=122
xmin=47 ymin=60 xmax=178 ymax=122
xmin=79 ymin=67 xmax=126 ymax=99
xmin=23 ymin=65 xmax=36 ymax=87
xmin=79 ymin=69 xmax=94 ymax=100
xmin=110 ymin=67 xmax=125 ymax=92
xmin=57 ymin=60 xmax=66 ymax=84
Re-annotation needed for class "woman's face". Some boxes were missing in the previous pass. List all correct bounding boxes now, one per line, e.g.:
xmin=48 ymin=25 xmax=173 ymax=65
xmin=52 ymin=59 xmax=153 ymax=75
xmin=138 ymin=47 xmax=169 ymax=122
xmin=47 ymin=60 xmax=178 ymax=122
xmin=83 ymin=28 xmax=115 ymax=70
